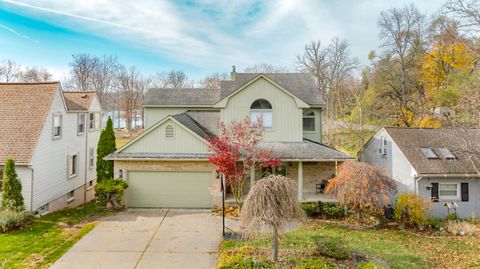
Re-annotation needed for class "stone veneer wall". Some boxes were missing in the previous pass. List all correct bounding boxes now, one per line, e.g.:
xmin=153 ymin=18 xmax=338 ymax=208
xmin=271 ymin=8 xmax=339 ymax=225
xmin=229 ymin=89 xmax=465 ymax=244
xmin=287 ymin=161 xmax=338 ymax=195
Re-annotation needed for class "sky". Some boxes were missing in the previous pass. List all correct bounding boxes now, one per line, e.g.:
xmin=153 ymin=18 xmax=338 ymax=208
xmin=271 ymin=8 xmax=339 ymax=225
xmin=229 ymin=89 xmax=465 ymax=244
xmin=0 ymin=0 xmax=446 ymax=80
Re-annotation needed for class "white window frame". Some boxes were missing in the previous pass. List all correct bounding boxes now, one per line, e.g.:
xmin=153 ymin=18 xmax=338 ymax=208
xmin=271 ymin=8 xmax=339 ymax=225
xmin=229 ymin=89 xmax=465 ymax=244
xmin=67 ymin=190 xmax=75 ymax=203
xmin=439 ymin=183 xmax=460 ymax=201
xmin=249 ymin=99 xmax=273 ymax=129
xmin=77 ymin=114 xmax=86 ymax=135
xmin=303 ymin=111 xmax=316 ymax=132
xmin=67 ymin=153 xmax=79 ymax=179
xmin=89 ymin=112 xmax=96 ymax=131
xmin=379 ymin=136 xmax=387 ymax=155
xmin=52 ymin=113 xmax=62 ymax=139
xmin=89 ymin=148 xmax=95 ymax=170
xmin=165 ymin=125 xmax=175 ymax=139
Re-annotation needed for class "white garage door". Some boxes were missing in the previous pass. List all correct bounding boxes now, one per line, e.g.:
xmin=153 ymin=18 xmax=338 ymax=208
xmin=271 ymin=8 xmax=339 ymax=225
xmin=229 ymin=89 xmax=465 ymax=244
xmin=126 ymin=171 xmax=213 ymax=208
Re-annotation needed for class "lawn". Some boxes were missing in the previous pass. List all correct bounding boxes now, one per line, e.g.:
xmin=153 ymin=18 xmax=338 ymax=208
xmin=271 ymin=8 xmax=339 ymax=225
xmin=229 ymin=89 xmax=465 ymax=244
xmin=218 ymin=221 xmax=480 ymax=269
xmin=0 ymin=202 xmax=113 ymax=269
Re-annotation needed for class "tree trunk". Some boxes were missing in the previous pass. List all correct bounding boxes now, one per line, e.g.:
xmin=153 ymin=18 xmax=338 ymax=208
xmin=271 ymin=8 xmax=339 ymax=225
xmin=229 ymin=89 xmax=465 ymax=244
xmin=272 ymin=227 xmax=279 ymax=262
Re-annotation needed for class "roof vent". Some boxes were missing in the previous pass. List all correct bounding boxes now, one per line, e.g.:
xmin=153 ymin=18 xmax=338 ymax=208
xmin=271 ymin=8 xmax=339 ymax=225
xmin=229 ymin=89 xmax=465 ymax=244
xmin=81 ymin=94 xmax=88 ymax=98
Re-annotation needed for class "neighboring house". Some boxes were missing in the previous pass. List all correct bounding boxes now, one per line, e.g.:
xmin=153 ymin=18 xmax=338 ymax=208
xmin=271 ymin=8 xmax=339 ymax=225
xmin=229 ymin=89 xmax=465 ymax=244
xmin=359 ymin=127 xmax=480 ymax=218
xmin=0 ymin=82 xmax=102 ymax=214
xmin=106 ymin=70 xmax=352 ymax=209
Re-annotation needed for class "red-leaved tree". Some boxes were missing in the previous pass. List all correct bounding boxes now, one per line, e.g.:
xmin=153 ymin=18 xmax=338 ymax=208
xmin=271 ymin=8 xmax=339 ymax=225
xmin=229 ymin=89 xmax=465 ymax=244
xmin=207 ymin=117 xmax=281 ymax=209
xmin=325 ymin=160 xmax=397 ymax=219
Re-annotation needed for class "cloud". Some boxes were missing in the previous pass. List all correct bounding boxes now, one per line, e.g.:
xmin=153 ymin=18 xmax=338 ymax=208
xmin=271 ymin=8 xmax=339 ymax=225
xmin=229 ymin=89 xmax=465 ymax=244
xmin=0 ymin=22 xmax=38 ymax=43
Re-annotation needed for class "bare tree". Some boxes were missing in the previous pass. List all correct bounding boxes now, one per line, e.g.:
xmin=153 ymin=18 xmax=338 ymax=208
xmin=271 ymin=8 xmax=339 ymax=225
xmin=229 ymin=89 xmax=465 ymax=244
xmin=0 ymin=59 xmax=21 ymax=82
xmin=199 ymin=72 xmax=228 ymax=89
xmin=116 ymin=65 xmax=144 ymax=135
xmin=296 ymin=41 xmax=330 ymax=98
xmin=152 ymin=70 xmax=190 ymax=88
xmin=444 ymin=0 xmax=480 ymax=56
xmin=20 ymin=67 xmax=53 ymax=82
xmin=69 ymin=53 xmax=99 ymax=91
xmin=243 ymin=63 xmax=289 ymax=73
xmin=90 ymin=55 xmax=120 ymax=105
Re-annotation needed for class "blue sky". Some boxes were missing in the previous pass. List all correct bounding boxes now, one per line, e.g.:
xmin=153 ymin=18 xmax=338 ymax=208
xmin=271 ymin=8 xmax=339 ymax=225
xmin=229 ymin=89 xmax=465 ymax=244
xmin=0 ymin=0 xmax=445 ymax=80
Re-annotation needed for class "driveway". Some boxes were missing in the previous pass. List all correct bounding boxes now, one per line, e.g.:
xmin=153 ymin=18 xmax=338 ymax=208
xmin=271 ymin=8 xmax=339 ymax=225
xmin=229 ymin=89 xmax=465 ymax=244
xmin=50 ymin=209 xmax=222 ymax=269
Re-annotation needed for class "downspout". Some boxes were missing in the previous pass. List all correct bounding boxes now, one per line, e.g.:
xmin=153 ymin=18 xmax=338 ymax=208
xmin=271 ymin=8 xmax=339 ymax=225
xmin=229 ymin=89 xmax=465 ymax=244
xmin=29 ymin=166 xmax=34 ymax=212
xmin=415 ymin=176 xmax=423 ymax=196
xmin=84 ymin=113 xmax=89 ymax=204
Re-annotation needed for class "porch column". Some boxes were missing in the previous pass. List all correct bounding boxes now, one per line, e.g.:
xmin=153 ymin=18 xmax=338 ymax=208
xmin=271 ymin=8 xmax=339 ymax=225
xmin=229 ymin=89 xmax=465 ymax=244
xmin=250 ymin=166 xmax=255 ymax=190
xmin=298 ymin=161 xmax=304 ymax=201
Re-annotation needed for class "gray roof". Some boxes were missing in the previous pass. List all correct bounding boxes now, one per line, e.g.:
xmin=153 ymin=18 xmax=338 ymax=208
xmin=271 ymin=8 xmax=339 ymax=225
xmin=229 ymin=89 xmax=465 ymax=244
xmin=384 ymin=127 xmax=480 ymax=175
xmin=143 ymin=73 xmax=324 ymax=107
xmin=144 ymin=88 xmax=220 ymax=106
xmin=172 ymin=110 xmax=220 ymax=138
xmin=105 ymin=152 xmax=211 ymax=160
xmin=259 ymin=139 xmax=352 ymax=161
xmin=220 ymin=73 xmax=324 ymax=107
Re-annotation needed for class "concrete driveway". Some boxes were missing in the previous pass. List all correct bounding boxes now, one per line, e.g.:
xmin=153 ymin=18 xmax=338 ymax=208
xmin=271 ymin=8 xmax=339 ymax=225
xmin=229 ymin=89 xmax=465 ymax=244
xmin=50 ymin=209 xmax=222 ymax=269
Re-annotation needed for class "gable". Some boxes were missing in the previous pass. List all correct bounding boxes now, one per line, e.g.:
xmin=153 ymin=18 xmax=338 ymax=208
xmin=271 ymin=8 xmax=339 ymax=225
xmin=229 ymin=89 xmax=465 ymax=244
xmin=120 ymin=117 xmax=209 ymax=154
xmin=214 ymin=75 xmax=310 ymax=108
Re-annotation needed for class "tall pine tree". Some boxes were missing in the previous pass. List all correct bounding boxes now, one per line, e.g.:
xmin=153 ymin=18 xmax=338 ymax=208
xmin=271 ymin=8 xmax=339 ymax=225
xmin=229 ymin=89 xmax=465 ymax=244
xmin=1 ymin=157 xmax=24 ymax=210
xmin=96 ymin=116 xmax=116 ymax=182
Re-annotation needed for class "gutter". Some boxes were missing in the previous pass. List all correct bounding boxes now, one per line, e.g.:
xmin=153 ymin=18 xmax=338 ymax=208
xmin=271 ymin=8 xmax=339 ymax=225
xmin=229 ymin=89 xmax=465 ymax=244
xmin=418 ymin=174 xmax=479 ymax=178
xmin=28 ymin=166 xmax=34 ymax=212
xmin=104 ymin=157 xmax=351 ymax=162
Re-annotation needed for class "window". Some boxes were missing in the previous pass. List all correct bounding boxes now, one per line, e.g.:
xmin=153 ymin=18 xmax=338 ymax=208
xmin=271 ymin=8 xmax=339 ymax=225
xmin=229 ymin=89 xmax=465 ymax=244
xmin=261 ymin=163 xmax=288 ymax=177
xmin=421 ymin=147 xmax=438 ymax=159
xmin=379 ymin=136 xmax=387 ymax=155
xmin=67 ymin=190 xmax=74 ymax=199
xmin=0 ymin=169 xmax=3 ymax=191
xmin=89 ymin=113 xmax=95 ymax=130
xmin=165 ymin=125 xmax=175 ymax=138
xmin=303 ymin=111 xmax=315 ymax=131
xmin=36 ymin=204 xmax=49 ymax=215
xmin=89 ymin=180 xmax=93 ymax=187
xmin=89 ymin=148 xmax=95 ymax=170
xmin=78 ymin=114 xmax=86 ymax=135
xmin=250 ymin=99 xmax=273 ymax=128
xmin=68 ymin=154 xmax=78 ymax=178
xmin=53 ymin=114 xmax=62 ymax=138
xmin=439 ymin=183 xmax=459 ymax=200
xmin=438 ymin=148 xmax=457 ymax=160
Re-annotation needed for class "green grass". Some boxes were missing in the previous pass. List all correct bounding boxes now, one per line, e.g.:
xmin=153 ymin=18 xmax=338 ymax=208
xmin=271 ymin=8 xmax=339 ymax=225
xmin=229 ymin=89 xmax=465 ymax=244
xmin=0 ymin=202 xmax=113 ymax=269
xmin=219 ymin=221 xmax=480 ymax=269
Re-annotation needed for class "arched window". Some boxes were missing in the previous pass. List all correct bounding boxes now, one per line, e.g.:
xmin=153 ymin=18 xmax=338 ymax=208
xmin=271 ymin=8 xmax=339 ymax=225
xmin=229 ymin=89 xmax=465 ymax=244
xmin=165 ymin=125 xmax=175 ymax=138
xmin=303 ymin=111 xmax=315 ymax=131
xmin=250 ymin=99 xmax=273 ymax=128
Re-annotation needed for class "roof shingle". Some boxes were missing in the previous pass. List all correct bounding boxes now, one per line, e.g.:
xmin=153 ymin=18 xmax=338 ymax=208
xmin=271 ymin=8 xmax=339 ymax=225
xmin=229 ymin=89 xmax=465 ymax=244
xmin=63 ymin=91 xmax=96 ymax=111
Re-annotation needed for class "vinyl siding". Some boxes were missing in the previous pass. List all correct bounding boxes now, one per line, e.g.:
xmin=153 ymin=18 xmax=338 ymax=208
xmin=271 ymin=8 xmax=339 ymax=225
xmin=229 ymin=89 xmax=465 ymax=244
xmin=221 ymin=77 xmax=303 ymax=142
xmin=123 ymin=119 xmax=209 ymax=153
xmin=29 ymin=90 xmax=101 ymax=211
xmin=359 ymin=129 xmax=416 ymax=192
xmin=144 ymin=107 xmax=210 ymax=130
xmin=302 ymin=108 xmax=322 ymax=143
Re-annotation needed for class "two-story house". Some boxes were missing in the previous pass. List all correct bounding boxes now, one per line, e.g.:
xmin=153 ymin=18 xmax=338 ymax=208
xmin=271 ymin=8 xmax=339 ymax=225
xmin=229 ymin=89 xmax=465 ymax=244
xmin=0 ymin=82 xmax=102 ymax=214
xmin=359 ymin=127 xmax=480 ymax=218
xmin=106 ymin=71 xmax=351 ymax=209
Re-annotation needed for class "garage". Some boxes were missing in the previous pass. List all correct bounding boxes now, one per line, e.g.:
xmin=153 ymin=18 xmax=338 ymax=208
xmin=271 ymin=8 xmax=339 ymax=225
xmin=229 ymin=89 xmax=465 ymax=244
xmin=126 ymin=171 xmax=213 ymax=208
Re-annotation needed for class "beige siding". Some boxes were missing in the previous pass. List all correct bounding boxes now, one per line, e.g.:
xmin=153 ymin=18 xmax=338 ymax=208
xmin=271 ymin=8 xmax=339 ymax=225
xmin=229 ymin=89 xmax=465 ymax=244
xmin=123 ymin=119 xmax=209 ymax=153
xmin=303 ymin=108 xmax=323 ymax=143
xmin=144 ymin=107 xmax=212 ymax=130
xmin=221 ymin=77 xmax=303 ymax=142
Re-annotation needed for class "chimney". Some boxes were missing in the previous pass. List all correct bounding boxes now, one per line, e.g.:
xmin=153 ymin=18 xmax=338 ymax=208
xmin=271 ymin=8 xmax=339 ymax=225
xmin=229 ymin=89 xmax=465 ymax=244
xmin=230 ymin=65 xmax=236 ymax=80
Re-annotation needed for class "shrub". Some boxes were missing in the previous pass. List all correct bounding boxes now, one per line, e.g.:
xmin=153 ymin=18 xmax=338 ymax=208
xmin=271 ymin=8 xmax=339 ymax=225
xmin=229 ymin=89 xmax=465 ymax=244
xmin=356 ymin=261 xmax=387 ymax=269
xmin=301 ymin=202 xmax=318 ymax=216
xmin=0 ymin=209 xmax=33 ymax=233
xmin=95 ymin=178 xmax=128 ymax=209
xmin=294 ymin=258 xmax=336 ymax=269
xmin=446 ymin=213 xmax=458 ymax=221
xmin=314 ymin=236 xmax=350 ymax=260
xmin=446 ymin=221 xmax=478 ymax=236
xmin=1 ymin=158 xmax=25 ymax=210
xmin=394 ymin=194 xmax=430 ymax=227
xmin=426 ymin=217 xmax=442 ymax=229
xmin=96 ymin=117 xmax=116 ymax=182
xmin=217 ymin=246 xmax=272 ymax=269
xmin=323 ymin=203 xmax=346 ymax=219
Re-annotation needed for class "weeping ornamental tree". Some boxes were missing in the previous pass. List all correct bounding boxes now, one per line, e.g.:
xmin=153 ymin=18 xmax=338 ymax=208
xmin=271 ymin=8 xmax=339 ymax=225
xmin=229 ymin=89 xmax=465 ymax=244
xmin=207 ymin=117 xmax=281 ymax=209
xmin=241 ymin=175 xmax=305 ymax=262
xmin=1 ymin=158 xmax=24 ymax=210
xmin=326 ymin=160 xmax=397 ymax=219
xmin=97 ymin=116 xmax=116 ymax=182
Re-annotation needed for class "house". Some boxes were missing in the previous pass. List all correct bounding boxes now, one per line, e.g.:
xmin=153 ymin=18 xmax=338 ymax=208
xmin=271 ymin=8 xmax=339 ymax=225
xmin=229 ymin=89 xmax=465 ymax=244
xmin=106 ymin=70 xmax=352 ymax=209
xmin=0 ymin=82 xmax=102 ymax=214
xmin=359 ymin=127 xmax=480 ymax=218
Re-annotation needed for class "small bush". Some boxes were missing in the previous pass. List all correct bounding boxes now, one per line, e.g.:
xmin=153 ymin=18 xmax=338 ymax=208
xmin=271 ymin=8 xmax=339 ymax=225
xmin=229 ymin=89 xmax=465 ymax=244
xmin=301 ymin=202 xmax=318 ymax=216
xmin=356 ymin=261 xmax=387 ymax=269
xmin=314 ymin=236 xmax=350 ymax=260
xmin=0 ymin=209 xmax=33 ymax=233
xmin=446 ymin=221 xmax=478 ymax=236
xmin=217 ymin=246 xmax=271 ymax=269
xmin=323 ymin=203 xmax=346 ymax=219
xmin=95 ymin=178 xmax=128 ymax=209
xmin=394 ymin=194 xmax=430 ymax=227
xmin=426 ymin=217 xmax=442 ymax=229
xmin=446 ymin=213 xmax=458 ymax=221
xmin=294 ymin=258 xmax=336 ymax=269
